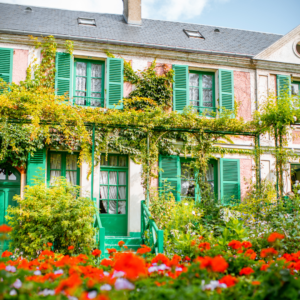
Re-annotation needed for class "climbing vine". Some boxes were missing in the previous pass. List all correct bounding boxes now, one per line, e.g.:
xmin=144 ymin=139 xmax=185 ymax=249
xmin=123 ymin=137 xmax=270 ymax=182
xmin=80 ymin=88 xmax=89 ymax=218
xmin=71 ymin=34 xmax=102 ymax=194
xmin=0 ymin=37 xmax=299 ymax=200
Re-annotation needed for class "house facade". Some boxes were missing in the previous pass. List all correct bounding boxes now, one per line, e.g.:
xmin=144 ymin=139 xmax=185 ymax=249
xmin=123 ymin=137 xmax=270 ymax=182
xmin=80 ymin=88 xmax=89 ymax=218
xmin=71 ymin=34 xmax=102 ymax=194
xmin=0 ymin=0 xmax=300 ymax=238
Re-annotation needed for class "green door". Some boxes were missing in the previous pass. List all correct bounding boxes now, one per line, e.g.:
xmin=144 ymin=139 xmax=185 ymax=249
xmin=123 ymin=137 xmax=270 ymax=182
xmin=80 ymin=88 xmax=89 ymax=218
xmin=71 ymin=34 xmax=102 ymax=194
xmin=0 ymin=165 xmax=20 ymax=251
xmin=99 ymin=155 xmax=128 ymax=236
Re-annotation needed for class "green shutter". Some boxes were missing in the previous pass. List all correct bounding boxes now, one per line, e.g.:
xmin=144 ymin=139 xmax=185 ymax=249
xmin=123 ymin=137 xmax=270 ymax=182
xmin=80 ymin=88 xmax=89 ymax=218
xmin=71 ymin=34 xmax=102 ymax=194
xmin=173 ymin=65 xmax=189 ymax=112
xmin=220 ymin=158 xmax=240 ymax=205
xmin=55 ymin=52 xmax=72 ymax=97
xmin=219 ymin=69 xmax=234 ymax=112
xmin=106 ymin=57 xmax=124 ymax=109
xmin=277 ymin=75 xmax=291 ymax=97
xmin=159 ymin=155 xmax=181 ymax=201
xmin=0 ymin=47 xmax=13 ymax=88
xmin=27 ymin=149 xmax=46 ymax=186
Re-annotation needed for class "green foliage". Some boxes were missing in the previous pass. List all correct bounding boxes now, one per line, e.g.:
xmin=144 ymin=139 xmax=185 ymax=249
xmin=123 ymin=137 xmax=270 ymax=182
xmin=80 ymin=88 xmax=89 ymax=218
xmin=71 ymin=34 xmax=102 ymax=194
xmin=123 ymin=97 xmax=158 ymax=111
xmin=7 ymin=177 xmax=95 ymax=257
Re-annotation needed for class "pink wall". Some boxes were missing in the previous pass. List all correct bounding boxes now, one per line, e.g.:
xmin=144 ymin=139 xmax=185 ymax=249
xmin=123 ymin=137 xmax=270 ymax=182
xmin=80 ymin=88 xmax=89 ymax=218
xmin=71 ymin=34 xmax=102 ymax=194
xmin=12 ymin=49 xmax=28 ymax=84
xmin=234 ymin=71 xmax=251 ymax=121
xmin=240 ymin=158 xmax=253 ymax=200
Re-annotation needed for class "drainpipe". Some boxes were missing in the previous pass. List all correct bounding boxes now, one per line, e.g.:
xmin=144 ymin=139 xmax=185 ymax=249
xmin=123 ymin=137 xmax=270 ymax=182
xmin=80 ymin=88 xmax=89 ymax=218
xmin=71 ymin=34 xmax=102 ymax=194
xmin=146 ymin=132 xmax=150 ymax=207
xmin=91 ymin=123 xmax=95 ymax=200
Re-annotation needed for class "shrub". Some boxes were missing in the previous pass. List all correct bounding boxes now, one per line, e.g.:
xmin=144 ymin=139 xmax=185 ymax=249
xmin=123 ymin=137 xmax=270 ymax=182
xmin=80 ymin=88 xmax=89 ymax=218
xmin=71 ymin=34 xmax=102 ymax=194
xmin=7 ymin=177 xmax=95 ymax=257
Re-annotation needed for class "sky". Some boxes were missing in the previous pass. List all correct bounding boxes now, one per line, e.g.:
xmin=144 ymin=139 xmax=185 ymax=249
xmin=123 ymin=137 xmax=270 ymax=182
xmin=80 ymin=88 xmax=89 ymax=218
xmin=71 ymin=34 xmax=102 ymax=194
xmin=0 ymin=0 xmax=299 ymax=35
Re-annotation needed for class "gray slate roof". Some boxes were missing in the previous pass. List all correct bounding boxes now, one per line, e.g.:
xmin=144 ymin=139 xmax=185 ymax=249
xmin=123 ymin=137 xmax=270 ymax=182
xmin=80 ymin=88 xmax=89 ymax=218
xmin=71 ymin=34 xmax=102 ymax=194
xmin=0 ymin=2 xmax=282 ymax=57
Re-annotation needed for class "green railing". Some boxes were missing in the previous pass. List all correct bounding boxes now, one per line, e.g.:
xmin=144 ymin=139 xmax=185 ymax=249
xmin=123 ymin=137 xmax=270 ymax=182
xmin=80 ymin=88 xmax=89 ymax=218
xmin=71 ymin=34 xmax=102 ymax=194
xmin=141 ymin=200 xmax=164 ymax=254
xmin=93 ymin=198 xmax=105 ymax=258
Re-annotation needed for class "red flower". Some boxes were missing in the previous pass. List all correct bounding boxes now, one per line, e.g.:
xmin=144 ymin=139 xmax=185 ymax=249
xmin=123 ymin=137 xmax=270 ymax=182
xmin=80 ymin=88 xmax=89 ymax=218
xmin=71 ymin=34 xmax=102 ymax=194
xmin=260 ymin=264 xmax=269 ymax=271
xmin=0 ymin=225 xmax=12 ymax=233
xmin=55 ymin=274 xmax=82 ymax=295
xmin=211 ymin=256 xmax=228 ymax=273
xmin=68 ymin=246 xmax=75 ymax=250
xmin=169 ymin=254 xmax=181 ymax=267
xmin=219 ymin=275 xmax=238 ymax=287
xmin=151 ymin=254 xmax=170 ymax=266
xmin=1 ymin=250 xmax=12 ymax=258
xmin=92 ymin=249 xmax=101 ymax=257
xmin=118 ymin=240 xmax=125 ymax=247
xmin=239 ymin=267 xmax=255 ymax=276
xmin=184 ymin=256 xmax=191 ymax=261
xmin=114 ymin=252 xmax=147 ymax=279
xmin=47 ymin=242 xmax=53 ymax=247
xmin=252 ymin=281 xmax=261 ymax=285
xmin=198 ymin=242 xmax=210 ymax=251
xmin=137 ymin=245 xmax=152 ymax=255
xmin=241 ymin=241 xmax=252 ymax=249
xmin=101 ymin=258 xmax=114 ymax=267
xmin=191 ymin=240 xmax=196 ymax=246
xmin=228 ymin=240 xmax=242 ymax=250
xmin=260 ymin=248 xmax=278 ymax=258
xmin=267 ymin=232 xmax=284 ymax=243
xmin=107 ymin=248 xmax=117 ymax=254
xmin=245 ymin=249 xmax=256 ymax=260
xmin=40 ymin=250 xmax=54 ymax=257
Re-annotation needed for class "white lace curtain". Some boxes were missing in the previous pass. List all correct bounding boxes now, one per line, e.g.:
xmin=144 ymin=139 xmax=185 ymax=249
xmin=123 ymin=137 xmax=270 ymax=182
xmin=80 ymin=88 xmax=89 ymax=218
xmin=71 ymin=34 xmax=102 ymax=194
xmin=66 ymin=154 xmax=77 ymax=185
xmin=50 ymin=154 xmax=61 ymax=185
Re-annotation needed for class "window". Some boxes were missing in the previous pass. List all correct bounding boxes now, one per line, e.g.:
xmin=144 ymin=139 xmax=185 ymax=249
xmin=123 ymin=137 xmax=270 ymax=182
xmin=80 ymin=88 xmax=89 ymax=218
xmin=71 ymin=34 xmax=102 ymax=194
xmin=296 ymin=42 xmax=300 ymax=56
xmin=291 ymin=164 xmax=300 ymax=191
xmin=99 ymin=154 xmax=128 ymax=215
xmin=47 ymin=152 xmax=80 ymax=186
xmin=183 ymin=29 xmax=204 ymax=39
xmin=73 ymin=59 xmax=104 ymax=107
xmin=189 ymin=71 xmax=215 ymax=114
xmin=78 ymin=18 xmax=96 ymax=26
xmin=292 ymin=82 xmax=300 ymax=97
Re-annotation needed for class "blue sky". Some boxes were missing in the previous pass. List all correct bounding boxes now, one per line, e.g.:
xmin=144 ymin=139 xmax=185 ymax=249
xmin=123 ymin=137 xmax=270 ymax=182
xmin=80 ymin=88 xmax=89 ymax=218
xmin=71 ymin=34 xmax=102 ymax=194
xmin=1 ymin=0 xmax=299 ymax=35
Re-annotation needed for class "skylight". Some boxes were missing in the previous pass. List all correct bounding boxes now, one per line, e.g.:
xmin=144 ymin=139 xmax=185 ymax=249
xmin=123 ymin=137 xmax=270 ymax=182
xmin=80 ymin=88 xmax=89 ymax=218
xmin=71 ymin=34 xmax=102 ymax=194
xmin=78 ymin=18 xmax=96 ymax=26
xmin=183 ymin=29 xmax=204 ymax=39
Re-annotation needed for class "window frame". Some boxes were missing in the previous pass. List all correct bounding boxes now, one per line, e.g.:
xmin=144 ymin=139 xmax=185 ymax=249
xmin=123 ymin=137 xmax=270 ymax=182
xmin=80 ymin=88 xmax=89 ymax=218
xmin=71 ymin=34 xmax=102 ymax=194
xmin=47 ymin=151 xmax=80 ymax=186
xmin=188 ymin=70 xmax=216 ymax=115
xmin=73 ymin=58 xmax=105 ymax=107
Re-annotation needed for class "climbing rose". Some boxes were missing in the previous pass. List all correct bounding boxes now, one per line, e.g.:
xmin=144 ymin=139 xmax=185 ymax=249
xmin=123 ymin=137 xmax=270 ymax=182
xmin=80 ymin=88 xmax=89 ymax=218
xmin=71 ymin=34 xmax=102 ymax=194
xmin=0 ymin=225 xmax=12 ymax=233
xmin=118 ymin=241 xmax=125 ymax=247
xmin=239 ymin=267 xmax=255 ymax=276
xmin=219 ymin=275 xmax=238 ymax=287
xmin=228 ymin=240 xmax=242 ymax=250
xmin=1 ymin=250 xmax=12 ymax=258
xmin=268 ymin=232 xmax=285 ymax=243
xmin=92 ymin=249 xmax=101 ymax=257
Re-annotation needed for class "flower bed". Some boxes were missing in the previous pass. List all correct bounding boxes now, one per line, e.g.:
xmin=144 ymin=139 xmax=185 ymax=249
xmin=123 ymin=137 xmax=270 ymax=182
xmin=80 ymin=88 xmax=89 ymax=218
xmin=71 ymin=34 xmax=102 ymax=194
xmin=1 ymin=230 xmax=300 ymax=300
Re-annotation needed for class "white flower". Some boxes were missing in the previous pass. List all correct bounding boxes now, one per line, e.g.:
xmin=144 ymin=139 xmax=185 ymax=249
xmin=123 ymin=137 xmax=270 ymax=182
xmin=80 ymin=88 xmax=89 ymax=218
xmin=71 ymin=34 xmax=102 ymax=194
xmin=87 ymin=291 xmax=97 ymax=299
xmin=259 ymin=121 xmax=262 ymax=125
xmin=294 ymin=116 xmax=297 ymax=122
xmin=38 ymin=289 xmax=55 ymax=296
xmin=148 ymin=266 xmax=158 ymax=273
xmin=112 ymin=271 xmax=125 ymax=278
xmin=157 ymin=264 xmax=170 ymax=271
xmin=12 ymin=279 xmax=22 ymax=289
xmin=34 ymin=270 xmax=41 ymax=275
xmin=175 ymin=267 xmax=183 ymax=272
xmin=184 ymin=203 xmax=188 ymax=206
xmin=5 ymin=266 xmax=16 ymax=272
xmin=10 ymin=290 xmax=17 ymax=296
xmin=103 ymin=271 xmax=110 ymax=276
xmin=114 ymin=278 xmax=135 ymax=290
xmin=297 ymin=190 xmax=300 ymax=194
xmin=192 ymin=211 xmax=195 ymax=215
xmin=54 ymin=269 xmax=64 ymax=275
xmin=202 ymin=280 xmax=227 ymax=291
xmin=100 ymin=284 xmax=112 ymax=291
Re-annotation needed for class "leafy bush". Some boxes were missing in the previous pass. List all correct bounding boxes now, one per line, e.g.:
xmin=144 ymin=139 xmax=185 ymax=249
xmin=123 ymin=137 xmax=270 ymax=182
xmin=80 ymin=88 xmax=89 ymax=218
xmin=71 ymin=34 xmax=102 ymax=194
xmin=7 ymin=177 xmax=95 ymax=257
xmin=123 ymin=97 xmax=158 ymax=111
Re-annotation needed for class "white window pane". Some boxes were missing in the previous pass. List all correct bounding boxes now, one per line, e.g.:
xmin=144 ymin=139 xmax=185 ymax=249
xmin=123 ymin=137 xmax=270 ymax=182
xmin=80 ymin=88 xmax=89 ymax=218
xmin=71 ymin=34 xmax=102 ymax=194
xmin=50 ymin=154 xmax=61 ymax=169
xmin=8 ymin=171 xmax=16 ymax=181
xmin=109 ymin=186 xmax=117 ymax=199
xmin=207 ymin=163 xmax=214 ymax=181
xmin=119 ymin=157 xmax=126 ymax=167
xmin=91 ymin=78 xmax=101 ymax=93
xmin=189 ymin=88 xmax=199 ymax=101
xmin=76 ymin=77 xmax=86 ymax=91
xmin=189 ymin=73 xmax=199 ymax=86
xmin=0 ymin=168 xmax=5 ymax=180
xmin=50 ymin=171 xmax=61 ymax=185
xmin=202 ymin=75 xmax=213 ymax=88
xmin=100 ymin=171 xmax=108 ymax=184
xmin=109 ymin=172 xmax=117 ymax=185
xmin=66 ymin=171 xmax=77 ymax=185
xmin=118 ymin=186 xmax=126 ymax=200
xmin=292 ymin=84 xmax=299 ymax=96
xmin=109 ymin=156 xmax=117 ymax=166
xmin=91 ymin=64 xmax=102 ymax=77
xmin=66 ymin=155 xmax=77 ymax=170
xmin=76 ymin=62 xmax=87 ymax=76
xmin=119 ymin=172 xmax=126 ymax=185
xmin=100 ymin=186 xmax=108 ymax=199
xmin=109 ymin=200 xmax=117 ymax=214
xmin=118 ymin=201 xmax=126 ymax=214
xmin=203 ymin=90 xmax=213 ymax=107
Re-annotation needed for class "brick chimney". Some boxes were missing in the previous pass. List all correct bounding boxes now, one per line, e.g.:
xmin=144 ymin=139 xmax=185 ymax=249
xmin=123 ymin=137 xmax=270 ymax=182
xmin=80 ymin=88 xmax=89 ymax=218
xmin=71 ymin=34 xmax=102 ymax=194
xmin=123 ymin=0 xmax=142 ymax=25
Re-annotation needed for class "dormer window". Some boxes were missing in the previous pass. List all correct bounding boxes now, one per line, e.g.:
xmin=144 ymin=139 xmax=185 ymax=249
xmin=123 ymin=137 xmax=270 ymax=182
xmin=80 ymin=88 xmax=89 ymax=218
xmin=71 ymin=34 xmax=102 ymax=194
xmin=183 ymin=29 xmax=204 ymax=39
xmin=78 ymin=18 xmax=96 ymax=26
